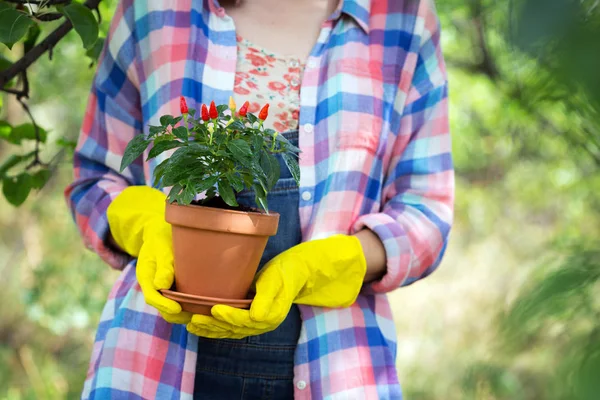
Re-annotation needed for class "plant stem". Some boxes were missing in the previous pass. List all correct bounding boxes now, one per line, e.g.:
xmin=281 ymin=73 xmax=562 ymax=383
xmin=183 ymin=113 xmax=189 ymax=138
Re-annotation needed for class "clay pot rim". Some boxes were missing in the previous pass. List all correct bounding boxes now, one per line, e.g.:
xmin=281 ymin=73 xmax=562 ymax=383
xmin=160 ymin=289 xmax=253 ymax=308
xmin=165 ymin=200 xmax=280 ymax=236
xmin=166 ymin=200 xmax=280 ymax=218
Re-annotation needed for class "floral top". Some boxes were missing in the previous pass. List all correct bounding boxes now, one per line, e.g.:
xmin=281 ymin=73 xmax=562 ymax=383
xmin=234 ymin=35 xmax=304 ymax=133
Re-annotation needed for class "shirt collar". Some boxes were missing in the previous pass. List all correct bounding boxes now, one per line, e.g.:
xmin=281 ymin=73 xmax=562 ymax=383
xmin=336 ymin=0 xmax=371 ymax=33
xmin=208 ymin=0 xmax=371 ymax=33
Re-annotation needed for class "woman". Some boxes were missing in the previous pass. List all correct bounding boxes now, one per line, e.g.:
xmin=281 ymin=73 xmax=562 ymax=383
xmin=65 ymin=0 xmax=454 ymax=398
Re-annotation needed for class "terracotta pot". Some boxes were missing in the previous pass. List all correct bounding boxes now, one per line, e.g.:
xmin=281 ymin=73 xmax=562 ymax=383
xmin=164 ymin=201 xmax=279 ymax=314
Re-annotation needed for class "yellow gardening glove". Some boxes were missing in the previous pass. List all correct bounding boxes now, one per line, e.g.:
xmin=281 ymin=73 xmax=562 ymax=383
xmin=107 ymin=186 xmax=192 ymax=325
xmin=186 ymin=234 xmax=367 ymax=339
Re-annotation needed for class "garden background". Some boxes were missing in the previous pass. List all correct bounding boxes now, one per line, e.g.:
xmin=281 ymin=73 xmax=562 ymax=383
xmin=1 ymin=0 xmax=599 ymax=399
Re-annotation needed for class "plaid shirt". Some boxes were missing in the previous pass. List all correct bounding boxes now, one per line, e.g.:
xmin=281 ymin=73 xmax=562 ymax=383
xmin=65 ymin=0 xmax=453 ymax=398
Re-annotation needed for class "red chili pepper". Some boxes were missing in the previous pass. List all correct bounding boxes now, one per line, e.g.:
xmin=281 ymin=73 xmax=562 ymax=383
xmin=258 ymin=103 xmax=269 ymax=121
xmin=238 ymin=101 xmax=250 ymax=117
xmin=201 ymin=104 xmax=210 ymax=121
xmin=209 ymin=101 xmax=218 ymax=119
xmin=180 ymin=96 xmax=188 ymax=115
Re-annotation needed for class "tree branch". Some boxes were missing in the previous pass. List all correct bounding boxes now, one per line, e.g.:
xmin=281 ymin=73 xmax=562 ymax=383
xmin=0 ymin=0 xmax=102 ymax=89
xmin=2 ymin=0 xmax=71 ymax=4
xmin=0 ymin=21 xmax=70 ymax=89
xmin=470 ymin=0 xmax=500 ymax=81
xmin=34 ymin=12 xmax=64 ymax=21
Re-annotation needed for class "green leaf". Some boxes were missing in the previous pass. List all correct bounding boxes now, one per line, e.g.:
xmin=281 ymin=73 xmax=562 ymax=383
xmin=187 ymin=142 xmax=211 ymax=153
xmin=171 ymin=126 xmax=188 ymax=141
xmin=148 ymin=125 xmax=164 ymax=137
xmin=227 ymin=139 xmax=252 ymax=159
xmin=152 ymin=158 xmax=170 ymax=187
xmin=85 ymin=36 xmax=104 ymax=61
xmin=195 ymin=175 xmax=219 ymax=194
xmin=230 ymin=120 xmax=246 ymax=131
xmin=226 ymin=172 xmax=245 ymax=192
xmin=30 ymin=168 xmax=51 ymax=190
xmin=204 ymin=186 xmax=217 ymax=201
xmin=167 ymin=183 xmax=183 ymax=203
xmin=120 ymin=134 xmax=150 ymax=172
xmin=251 ymin=159 xmax=270 ymax=194
xmin=253 ymin=183 xmax=268 ymax=213
xmin=9 ymin=123 xmax=47 ymax=144
xmin=160 ymin=145 xmax=208 ymax=186
xmin=213 ymin=131 xmax=227 ymax=147
xmin=241 ymin=172 xmax=254 ymax=189
xmin=217 ymin=104 xmax=228 ymax=115
xmin=252 ymin=135 xmax=264 ymax=156
xmin=0 ymin=54 xmax=12 ymax=72
xmin=0 ymin=151 xmax=34 ymax=177
xmin=180 ymin=182 xmax=196 ymax=205
xmin=147 ymin=140 xmax=181 ymax=160
xmin=276 ymin=134 xmax=301 ymax=153
xmin=160 ymin=115 xmax=174 ymax=126
xmin=282 ymin=153 xmax=300 ymax=185
xmin=260 ymin=151 xmax=280 ymax=189
xmin=62 ymin=3 xmax=99 ymax=50
xmin=2 ymin=173 xmax=32 ymax=206
xmin=217 ymin=178 xmax=238 ymax=207
xmin=0 ymin=120 xmax=12 ymax=141
xmin=0 ymin=3 xmax=35 ymax=49
xmin=56 ymin=138 xmax=77 ymax=153
xmin=247 ymin=113 xmax=258 ymax=125
xmin=23 ymin=22 xmax=40 ymax=53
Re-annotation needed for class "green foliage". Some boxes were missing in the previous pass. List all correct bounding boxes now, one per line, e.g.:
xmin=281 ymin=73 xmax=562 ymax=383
xmin=0 ymin=0 xmax=104 ymax=207
xmin=61 ymin=3 xmax=100 ymax=50
xmin=459 ymin=243 xmax=600 ymax=400
xmin=0 ymin=120 xmax=51 ymax=206
xmin=0 ymin=1 xmax=101 ymax=52
xmin=8 ymin=123 xmax=48 ymax=144
xmin=85 ymin=36 xmax=105 ymax=61
xmin=2 ymin=172 xmax=32 ymax=206
xmin=0 ymin=1 xmax=35 ymax=50
xmin=121 ymin=102 xmax=300 ymax=212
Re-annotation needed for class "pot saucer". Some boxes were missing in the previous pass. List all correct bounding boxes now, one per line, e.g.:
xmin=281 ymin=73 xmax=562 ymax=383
xmin=160 ymin=289 xmax=253 ymax=316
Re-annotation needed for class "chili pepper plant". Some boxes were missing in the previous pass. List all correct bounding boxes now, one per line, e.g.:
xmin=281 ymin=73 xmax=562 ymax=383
xmin=119 ymin=97 xmax=300 ymax=213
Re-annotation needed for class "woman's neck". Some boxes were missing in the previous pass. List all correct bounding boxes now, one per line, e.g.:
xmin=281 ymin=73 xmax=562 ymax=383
xmin=221 ymin=0 xmax=340 ymax=60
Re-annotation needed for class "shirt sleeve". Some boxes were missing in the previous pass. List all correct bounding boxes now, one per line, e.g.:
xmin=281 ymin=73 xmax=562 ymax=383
xmin=64 ymin=1 xmax=145 ymax=270
xmin=352 ymin=0 xmax=454 ymax=293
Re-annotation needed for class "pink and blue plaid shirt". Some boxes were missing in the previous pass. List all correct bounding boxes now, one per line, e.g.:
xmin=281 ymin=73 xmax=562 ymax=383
xmin=65 ymin=0 xmax=453 ymax=398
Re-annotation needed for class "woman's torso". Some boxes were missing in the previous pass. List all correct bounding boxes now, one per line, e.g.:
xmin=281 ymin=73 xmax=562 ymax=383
xmin=82 ymin=1 xmax=434 ymax=397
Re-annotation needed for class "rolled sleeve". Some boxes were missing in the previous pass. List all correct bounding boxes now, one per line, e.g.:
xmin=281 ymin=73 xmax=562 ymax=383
xmin=64 ymin=2 xmax=144 ymax=270
xmin=353 ymin=0 xmax=454 ymax=293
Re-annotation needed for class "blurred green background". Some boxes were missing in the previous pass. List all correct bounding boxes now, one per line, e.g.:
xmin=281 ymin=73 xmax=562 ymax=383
xmin=1 ymin=0 xmax=599 ymax=399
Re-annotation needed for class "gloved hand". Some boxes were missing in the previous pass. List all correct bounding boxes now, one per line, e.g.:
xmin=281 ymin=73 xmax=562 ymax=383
xmin=107 ymin=186 xmax=192 ymax=324
xmin=186 ymin=234 xmax=367 ymax=339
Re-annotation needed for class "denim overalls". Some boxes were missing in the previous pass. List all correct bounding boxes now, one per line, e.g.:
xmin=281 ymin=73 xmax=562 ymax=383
xmin=194 ymin=130 xmax=302 ymax=399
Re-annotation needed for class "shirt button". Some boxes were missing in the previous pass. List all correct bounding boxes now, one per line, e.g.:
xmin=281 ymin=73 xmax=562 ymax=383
xmin=303 ymin=123 xmax=314 ymax=133
xmin=296 ymin=380 xmax=307 ymax=390
xmin=301 ymin=191 xmax=312 ymax=201
xmin=289 ymin=59 xmax=299 ymax=68
xmin=290 ymin=79 xmax=300 ymax=87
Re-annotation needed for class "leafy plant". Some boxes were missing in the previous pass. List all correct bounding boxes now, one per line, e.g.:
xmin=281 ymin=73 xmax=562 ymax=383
xmin=119 ymin=98 xmax=300 ymax=213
